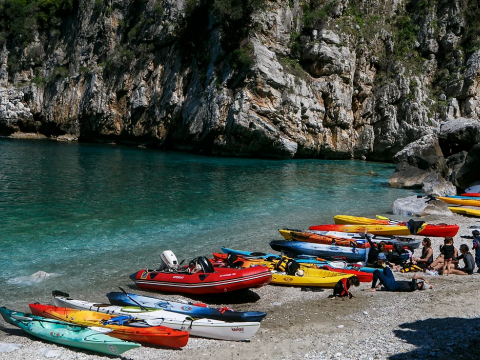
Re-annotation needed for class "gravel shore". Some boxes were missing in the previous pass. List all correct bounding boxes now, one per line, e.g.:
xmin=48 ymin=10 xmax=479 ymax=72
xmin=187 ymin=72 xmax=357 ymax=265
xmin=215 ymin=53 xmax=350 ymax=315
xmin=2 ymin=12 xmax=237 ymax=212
xmin=1 ymin=212 xmax=480 ymax=360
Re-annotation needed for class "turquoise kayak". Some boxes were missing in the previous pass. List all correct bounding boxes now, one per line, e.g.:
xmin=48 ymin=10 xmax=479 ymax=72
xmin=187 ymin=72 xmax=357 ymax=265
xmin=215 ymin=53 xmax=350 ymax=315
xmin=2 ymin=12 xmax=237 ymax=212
xmin=0 ymin=307 xmax=140 ymax=356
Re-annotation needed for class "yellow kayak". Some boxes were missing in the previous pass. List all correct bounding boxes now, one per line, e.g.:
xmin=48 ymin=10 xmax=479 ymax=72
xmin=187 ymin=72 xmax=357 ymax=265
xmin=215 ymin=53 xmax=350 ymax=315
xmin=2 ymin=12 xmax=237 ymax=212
xmin=438 ymin=197 xmax=480 ymax=207
xmin=334 ymin=215 xmax=393 ymax=225
xmin=216 ymin=256 xmax=352 ymax=287
xmin=449 ymin=207 xmax=480 ymax=217
xmin=252 ymin=258 xmax=353 ymax=287
xmin=279 ymin=229 xmax=295 ymax=240
xmin=270 ymin=267 xmax=353 ymax=287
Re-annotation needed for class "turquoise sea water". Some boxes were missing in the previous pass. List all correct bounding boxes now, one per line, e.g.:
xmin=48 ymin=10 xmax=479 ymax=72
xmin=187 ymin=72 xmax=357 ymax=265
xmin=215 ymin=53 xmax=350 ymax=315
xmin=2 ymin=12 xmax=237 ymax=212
xmin=0 ymin=138 xmax=414 ymax=306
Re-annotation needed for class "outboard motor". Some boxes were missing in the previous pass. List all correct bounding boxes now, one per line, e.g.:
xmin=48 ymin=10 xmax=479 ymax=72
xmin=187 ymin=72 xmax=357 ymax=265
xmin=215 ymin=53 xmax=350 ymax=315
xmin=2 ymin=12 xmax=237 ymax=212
xmin=158 ymin=250 xmax=179 ymax=271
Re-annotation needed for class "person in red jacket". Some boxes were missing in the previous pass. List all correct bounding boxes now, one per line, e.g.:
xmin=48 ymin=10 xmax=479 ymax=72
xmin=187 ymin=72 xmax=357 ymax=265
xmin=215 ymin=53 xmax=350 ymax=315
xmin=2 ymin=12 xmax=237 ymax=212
xmin=332 ymin=276 xmax=360 ymax=299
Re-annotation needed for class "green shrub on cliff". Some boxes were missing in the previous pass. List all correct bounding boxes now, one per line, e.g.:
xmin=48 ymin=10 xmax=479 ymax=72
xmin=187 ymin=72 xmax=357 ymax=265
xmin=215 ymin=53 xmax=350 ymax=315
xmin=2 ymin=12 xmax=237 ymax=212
xmin=461 ymin=0 xmax=480 ymax=53
xmin=0 ymin=0 xmax=75 ymax=46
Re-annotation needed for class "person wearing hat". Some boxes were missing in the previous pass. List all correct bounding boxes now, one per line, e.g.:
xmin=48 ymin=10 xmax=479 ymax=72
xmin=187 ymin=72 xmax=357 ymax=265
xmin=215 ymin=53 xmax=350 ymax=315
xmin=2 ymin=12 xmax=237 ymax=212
xmin=472 ymin=230 xmax=480 ymax=273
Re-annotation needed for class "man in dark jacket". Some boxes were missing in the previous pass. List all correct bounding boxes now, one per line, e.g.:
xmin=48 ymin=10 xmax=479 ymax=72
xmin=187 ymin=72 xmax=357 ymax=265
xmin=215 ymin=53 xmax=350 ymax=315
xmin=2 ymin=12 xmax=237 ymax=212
xmin=365 ymin=266 xmax=433 ymax=292
xmin=472 ymin=230 xmax=480 ymax=273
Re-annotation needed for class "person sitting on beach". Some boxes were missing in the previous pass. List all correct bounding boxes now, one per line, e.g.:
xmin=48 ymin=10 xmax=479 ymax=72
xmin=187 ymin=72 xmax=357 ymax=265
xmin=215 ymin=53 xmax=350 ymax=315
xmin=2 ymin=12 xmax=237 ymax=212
xmin=332 ymin=276 xmax=360 ymax=299
xmin=427 ymin=245 xmax=458 ymax=273
xmin=412 ymin=238 xmax=433 ymax=269
xmin=472 ymin=230 xmax=480 ymax=274
xmin=442 ymin=237 xmax=455 ymax=276
xmin=365 ymin=266 xmax=433 ymax=292
xmin=448 ymin=244 xmax=476 ymax=276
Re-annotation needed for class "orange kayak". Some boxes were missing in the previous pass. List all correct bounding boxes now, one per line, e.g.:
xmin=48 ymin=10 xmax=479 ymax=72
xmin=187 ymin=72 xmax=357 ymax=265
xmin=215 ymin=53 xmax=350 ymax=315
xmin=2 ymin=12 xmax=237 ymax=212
xmin=29 ymin=303 xmax=189 ymax=348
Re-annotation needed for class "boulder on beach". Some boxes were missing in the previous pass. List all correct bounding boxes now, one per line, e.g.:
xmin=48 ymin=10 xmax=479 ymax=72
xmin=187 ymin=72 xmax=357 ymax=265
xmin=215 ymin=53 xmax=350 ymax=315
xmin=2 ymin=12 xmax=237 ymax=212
xmin=392 ymin=195 xmax=453 ymax=217
xmin=421 ymin=173 xmax=456 ymax=197
xmin=389 ymin=134 xmax=446 ymax=189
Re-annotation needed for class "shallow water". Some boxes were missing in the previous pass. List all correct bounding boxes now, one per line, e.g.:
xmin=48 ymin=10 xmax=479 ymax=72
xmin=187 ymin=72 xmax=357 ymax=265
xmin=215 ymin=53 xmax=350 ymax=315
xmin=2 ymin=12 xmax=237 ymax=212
xmin=0 ymin=138 xmax=416 ymax=306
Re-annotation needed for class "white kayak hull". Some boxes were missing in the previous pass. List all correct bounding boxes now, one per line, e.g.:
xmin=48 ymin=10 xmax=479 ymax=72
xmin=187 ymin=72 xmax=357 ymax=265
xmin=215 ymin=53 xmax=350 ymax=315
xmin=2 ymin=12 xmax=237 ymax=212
xmin=53 ymin=296 xmax=259 ymax=341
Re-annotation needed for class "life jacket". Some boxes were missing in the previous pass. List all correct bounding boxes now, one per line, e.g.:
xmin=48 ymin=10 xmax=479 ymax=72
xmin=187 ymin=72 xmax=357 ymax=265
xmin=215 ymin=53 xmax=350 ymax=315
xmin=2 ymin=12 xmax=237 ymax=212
xmin=273 ymin=256 xmax=300 ymax=276
xmin=400 ymin=264 xmax=422 ymax=273
xmin=339 ymin=278 xmax=350 ymax=297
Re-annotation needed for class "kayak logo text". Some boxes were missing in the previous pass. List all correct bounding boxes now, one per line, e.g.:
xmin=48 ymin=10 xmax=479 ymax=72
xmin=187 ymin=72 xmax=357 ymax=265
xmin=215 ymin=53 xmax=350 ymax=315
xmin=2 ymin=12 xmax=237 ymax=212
xmin=231 ymin=327 xmax=244 ymax=332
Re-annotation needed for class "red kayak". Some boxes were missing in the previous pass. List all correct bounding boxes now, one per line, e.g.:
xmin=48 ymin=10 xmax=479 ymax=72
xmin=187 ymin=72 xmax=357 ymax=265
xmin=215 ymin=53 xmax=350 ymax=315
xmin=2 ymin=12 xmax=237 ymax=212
xmin=309 ymin=223 xmax=459 ymax=237
xmin=130 ymin=257 xmax=271 ymax=295
xmin=319 ymin=266 xmax=373 ymax=283
xmin=461 ymin=193 xmax=480 ymax=197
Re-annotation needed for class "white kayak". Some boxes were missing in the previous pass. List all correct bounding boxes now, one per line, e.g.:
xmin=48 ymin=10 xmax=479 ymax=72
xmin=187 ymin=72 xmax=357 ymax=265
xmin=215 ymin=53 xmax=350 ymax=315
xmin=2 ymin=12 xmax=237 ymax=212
xmin=53 ymin=296 xmax=260 ymax=341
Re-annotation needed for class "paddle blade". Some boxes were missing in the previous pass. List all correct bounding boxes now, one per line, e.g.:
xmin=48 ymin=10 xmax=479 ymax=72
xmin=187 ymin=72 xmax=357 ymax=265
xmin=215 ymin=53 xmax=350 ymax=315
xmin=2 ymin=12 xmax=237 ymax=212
xmin=89 ymin=326 xmax=114 ymax=333
xmin=376 ymin=215 xmax=389 ymax=220
xmin=144 ymin=319 xmax=164 ymax=326
xmin=11 ymin=314 xmax=33 ymax=321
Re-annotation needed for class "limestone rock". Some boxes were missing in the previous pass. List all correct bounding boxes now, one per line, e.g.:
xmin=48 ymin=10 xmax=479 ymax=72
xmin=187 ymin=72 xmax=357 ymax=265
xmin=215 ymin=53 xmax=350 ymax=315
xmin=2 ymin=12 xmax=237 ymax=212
xmin=389 ymin=134 xmax=446 ymax=188
xmin=446 ymin=151 xmax=468 ymax=183
xmin=421 ymin=172 xmax=456 ymax=197
xmin=0 ymin=0 xmax=478 ymax=162
xmin=392 ymin=195 xmax=453 ymax=217
xmin=454 ymin=144 xmax=480 ymax=190
xmin=439 ymin=118 xmax=480 ymax=155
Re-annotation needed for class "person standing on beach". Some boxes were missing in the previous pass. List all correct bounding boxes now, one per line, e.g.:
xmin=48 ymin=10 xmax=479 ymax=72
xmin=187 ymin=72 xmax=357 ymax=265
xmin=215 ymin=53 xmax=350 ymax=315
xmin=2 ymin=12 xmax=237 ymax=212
xmin=365 ymin=267 xmax=433 ymax=292
xmin=472 ymin=230 xmax=480 ymax=274
xmin=442 ymin=237 xmax=455 ymax=276
xmin=365 ymin=234 xmax=386 ymax=268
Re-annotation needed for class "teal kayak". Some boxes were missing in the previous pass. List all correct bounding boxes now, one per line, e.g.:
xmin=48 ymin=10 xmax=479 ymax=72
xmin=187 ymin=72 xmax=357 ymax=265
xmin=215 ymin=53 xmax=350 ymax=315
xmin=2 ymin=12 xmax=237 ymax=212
xmin=0 ymin=307 xmax=140 ymax=356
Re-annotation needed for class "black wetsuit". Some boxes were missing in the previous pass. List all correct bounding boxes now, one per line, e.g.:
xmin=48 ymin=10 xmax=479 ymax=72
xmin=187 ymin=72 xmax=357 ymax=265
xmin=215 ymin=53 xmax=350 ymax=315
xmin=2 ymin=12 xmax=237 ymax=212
xmin=442 ymin=244 xmax=455 ymax=260
xmin=366 ymin=237 xmax=380 ymax=266
xmin=457 ymin=253 xmax=475 ymax=275
xmin=371 ymin=267 xmax=419 ymax=292
xmin=333 ymin=278 xmax=352 ymax=298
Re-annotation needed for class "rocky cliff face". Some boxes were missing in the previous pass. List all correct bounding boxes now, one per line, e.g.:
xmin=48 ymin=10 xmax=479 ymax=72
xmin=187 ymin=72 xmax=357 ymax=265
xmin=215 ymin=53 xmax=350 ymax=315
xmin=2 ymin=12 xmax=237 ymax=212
xmin=1 ymin=0 xmax=479 ymax=160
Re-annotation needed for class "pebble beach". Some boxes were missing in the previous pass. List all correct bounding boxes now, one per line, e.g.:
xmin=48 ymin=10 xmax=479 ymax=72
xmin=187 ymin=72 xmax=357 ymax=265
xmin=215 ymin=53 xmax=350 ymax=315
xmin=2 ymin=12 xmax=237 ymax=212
xmin=1 ymin=212 xmax=479 ymax=360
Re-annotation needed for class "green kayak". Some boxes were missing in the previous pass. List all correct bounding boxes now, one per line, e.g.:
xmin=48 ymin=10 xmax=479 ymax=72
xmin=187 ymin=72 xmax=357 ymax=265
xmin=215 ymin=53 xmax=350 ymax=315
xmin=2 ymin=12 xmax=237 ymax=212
xmin=0 ymin=307 xmax=140 ymax=356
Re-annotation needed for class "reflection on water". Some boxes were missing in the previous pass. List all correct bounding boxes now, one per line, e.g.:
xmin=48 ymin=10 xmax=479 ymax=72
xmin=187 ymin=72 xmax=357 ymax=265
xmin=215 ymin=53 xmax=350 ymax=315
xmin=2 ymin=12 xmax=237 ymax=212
xmin=0 ymin=138 xmax=415 ymax=305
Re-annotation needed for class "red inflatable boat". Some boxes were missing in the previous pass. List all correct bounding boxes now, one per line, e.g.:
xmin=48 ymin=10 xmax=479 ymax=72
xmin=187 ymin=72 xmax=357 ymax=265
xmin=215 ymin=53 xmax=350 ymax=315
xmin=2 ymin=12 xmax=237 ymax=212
xmin=130 ymin=257 xmax=271 ymax=295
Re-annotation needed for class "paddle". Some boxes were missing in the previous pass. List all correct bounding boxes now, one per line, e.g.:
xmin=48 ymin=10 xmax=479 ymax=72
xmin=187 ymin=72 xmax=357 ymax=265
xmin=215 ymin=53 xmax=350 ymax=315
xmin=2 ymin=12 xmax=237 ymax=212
xmin=118 ymin=287 xmax=150 ymax=312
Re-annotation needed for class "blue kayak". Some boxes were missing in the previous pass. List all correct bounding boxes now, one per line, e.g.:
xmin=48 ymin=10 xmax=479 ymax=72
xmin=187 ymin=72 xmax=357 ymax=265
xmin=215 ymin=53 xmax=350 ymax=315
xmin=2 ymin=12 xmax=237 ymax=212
xmin=106 ymin=292 xmax=267 ymax=322
xmin=221 ymin=247 xmax=331 ymax=265
xmin=269 ymin=240 xmax=368 ymax=262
